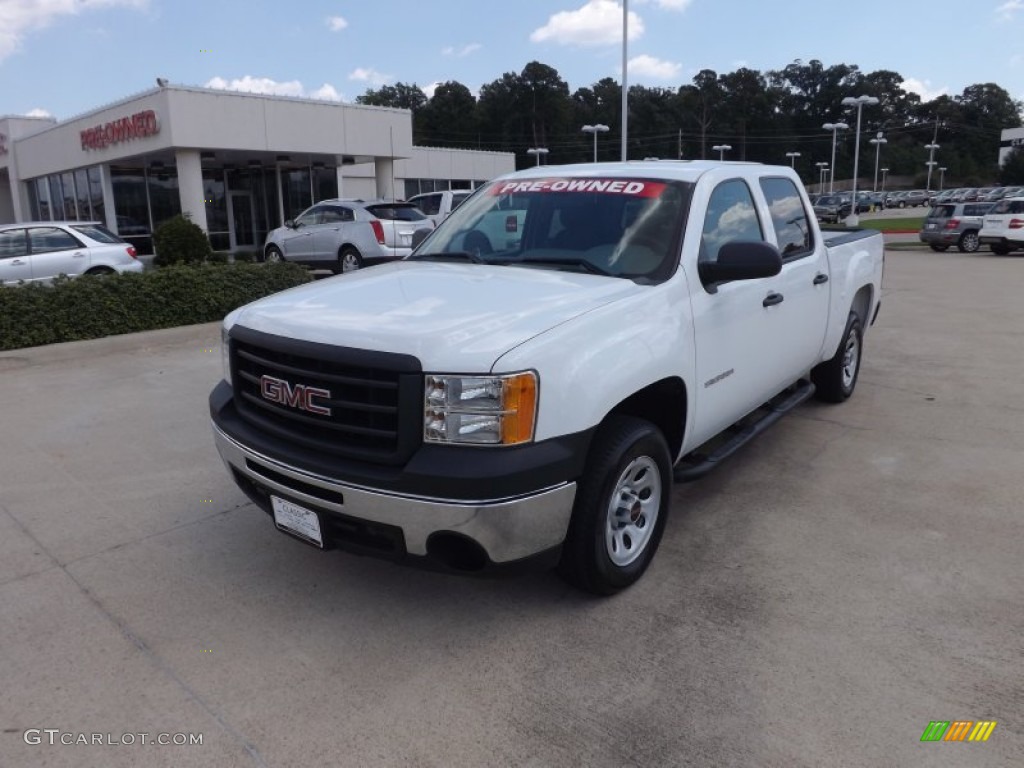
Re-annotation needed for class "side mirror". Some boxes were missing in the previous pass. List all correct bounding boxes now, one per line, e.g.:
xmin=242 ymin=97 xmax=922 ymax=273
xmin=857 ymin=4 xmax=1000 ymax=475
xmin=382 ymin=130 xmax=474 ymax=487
xmin=284 ymin=219 xmax=297 ymax=229
xmin=411 ymin=228 xmax=432 ymax=250
xmin=700 ymin=241 xmax=782 ymax=291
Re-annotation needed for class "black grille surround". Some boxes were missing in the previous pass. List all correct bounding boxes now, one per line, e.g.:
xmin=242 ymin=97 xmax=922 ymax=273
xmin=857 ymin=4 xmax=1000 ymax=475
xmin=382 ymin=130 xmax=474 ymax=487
xmin=229 ymin=325 xmax=423 ymax=466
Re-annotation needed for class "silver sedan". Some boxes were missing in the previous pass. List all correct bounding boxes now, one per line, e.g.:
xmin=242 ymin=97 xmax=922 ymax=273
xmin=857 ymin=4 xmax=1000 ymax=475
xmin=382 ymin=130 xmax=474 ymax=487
xmin=0 ymin=222 xmax=144 ymax=285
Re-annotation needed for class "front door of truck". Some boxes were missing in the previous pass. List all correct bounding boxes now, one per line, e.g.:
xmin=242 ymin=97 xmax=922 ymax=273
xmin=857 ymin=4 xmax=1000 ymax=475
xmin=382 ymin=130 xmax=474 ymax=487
xmin=688 ymin=178 xmax=784 ymax=446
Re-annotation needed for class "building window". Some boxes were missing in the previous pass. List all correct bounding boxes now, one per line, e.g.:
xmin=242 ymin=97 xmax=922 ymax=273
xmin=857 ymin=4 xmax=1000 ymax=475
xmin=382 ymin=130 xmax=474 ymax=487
xmin=203 ymin=170 xmax=228 ymax=251
xmin=111 ymin=167 xmax=153 ymax=255
xmin=312 ymin=166 xmax=337 ymax=203
xmin=87 ymin=167 xmax=104 ymax=225
xmin=48 ymin=177 xmax=63 ymax=222
xmin=282 ymin=168 xmax=312 ymax=221
xmin=60 ymin=172 xmax=78 ymax=220
xmin=148 ymin=168 xmax=181 ymax=231
xmin=74 ymin=169 xmax=91 ymax=221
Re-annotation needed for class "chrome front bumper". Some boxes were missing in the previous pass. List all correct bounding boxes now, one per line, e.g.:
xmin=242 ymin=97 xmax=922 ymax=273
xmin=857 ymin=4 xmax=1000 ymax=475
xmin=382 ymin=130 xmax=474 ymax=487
xmin=212 ymin=424 xmax=577 ymax=563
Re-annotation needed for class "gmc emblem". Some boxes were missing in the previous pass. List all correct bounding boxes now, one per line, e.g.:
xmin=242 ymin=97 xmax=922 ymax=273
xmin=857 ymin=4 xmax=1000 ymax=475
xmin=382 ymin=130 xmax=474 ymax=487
xmin=260 ymin=375 xmax=332 ymax=416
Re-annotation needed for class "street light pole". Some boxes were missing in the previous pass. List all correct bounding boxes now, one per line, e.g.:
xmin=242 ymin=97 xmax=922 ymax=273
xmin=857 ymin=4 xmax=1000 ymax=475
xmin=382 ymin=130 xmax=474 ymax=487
xmin=526 ymin=147 xmax=549 ymax=167
xmin=939 ymin=166 xmax=947 ymax=191
xmin=822 ymin=121 xmax=849 ymax=193
xmin=816 ymin=161 xmax=829 ymax=194
xmin=621 ymin=0 xmax=628 ymax=161
xmin=840 ymin=95 xmax=879 ymax=226
xmin=924 ymin=143 xmax=940 ymax=191
xmin=880 ymin=167 xmax=889 ymax=191
xmin=869 ymin=132 xmax=887 ymax=192
xmin=581 ymin=124 xmax=610 ymax=163
xmin=785 ymin=151 xmax=801 ymax=168
xmin=712 ymin=144 xmax=732 ymax=161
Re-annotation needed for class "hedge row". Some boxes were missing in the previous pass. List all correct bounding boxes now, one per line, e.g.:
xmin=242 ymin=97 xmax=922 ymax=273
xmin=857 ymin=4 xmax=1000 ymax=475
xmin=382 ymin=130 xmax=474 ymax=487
xmin=0 ymin=262 xmax=312 ymax=351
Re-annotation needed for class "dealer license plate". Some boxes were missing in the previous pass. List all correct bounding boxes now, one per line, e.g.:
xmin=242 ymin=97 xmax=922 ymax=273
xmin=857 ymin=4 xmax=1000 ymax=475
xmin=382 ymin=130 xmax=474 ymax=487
xmin=271 ymin=496 xmax=323 ymax=548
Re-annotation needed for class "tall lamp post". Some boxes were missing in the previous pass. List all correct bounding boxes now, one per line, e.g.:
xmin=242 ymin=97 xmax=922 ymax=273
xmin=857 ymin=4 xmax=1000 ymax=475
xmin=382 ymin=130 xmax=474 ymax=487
xmin=621 ymin=0 xmax=628 ymax=160
xmin=816 ymin=162 xmax=829 ymax=194
xmin=939 ymin=166 xmax=947 ymax=191
xmin=785 ymin=151 xmax=801 ymax=168
xmin=924 ymin=143 xmax=940 ymax=191
xmin=880 ymin=167 xmax=889 ymax=191
xmin=869 ymin=132 xmax=887 ymax=192
xmin=822 ymin=121 xmax=849 ymax=193
xmin=712 ymin=144 xmax=732 ymax=160
xmin=840 ymin=95 xmax=879 ymax=225
xmin=526 ymin=147 xmax=549 ymax=167
xmin=581 ymin=124 xmax=610 ymax=163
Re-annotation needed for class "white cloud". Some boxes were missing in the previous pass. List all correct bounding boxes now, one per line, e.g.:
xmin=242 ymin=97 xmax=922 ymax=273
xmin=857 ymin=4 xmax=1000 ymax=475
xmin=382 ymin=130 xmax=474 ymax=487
xmin=628 ymin=54 xmax=682 ymax=80
xmin=442 ymin=42 xmax=481 ymax=57
xmin=0 ymin=0 xmax=146 ymax=60
xmin=326 ymin=15 xmax=348 ymax=31
xmin=25 ymin=107 xmax=52 ymax=117
xmin=422 ymin=81 xmax=441 ymax=99
xmin=903 ymin=77 xmax=949 ymax=102
xmin=995 ymin=0 xmax=1023 ymax=20
xmin=205 ymin=76 xmax=343 ymax=101
xmin=531 ymin=0 xmax=644 ymax=46
xmin=348 ymin=67 xmax=392 ymax=86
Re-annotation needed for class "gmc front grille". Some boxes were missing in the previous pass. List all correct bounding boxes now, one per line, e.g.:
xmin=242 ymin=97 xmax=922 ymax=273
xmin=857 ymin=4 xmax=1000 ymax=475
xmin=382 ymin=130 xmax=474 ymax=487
xmin=229 ymin=326 xmax=422 ymax=466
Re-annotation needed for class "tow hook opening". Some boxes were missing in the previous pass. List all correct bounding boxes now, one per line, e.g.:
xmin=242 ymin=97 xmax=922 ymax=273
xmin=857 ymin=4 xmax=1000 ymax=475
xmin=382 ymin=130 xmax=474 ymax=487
xmin=427 ymin=533 xmax=489 ymax=572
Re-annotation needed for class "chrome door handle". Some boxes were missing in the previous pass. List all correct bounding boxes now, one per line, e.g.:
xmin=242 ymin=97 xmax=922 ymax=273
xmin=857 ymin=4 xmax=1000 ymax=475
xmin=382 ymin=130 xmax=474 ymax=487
xmin=73 ymin=252 xmax=86 ymax=258
xmin=11 ymin=259 xmax=25 ymax=265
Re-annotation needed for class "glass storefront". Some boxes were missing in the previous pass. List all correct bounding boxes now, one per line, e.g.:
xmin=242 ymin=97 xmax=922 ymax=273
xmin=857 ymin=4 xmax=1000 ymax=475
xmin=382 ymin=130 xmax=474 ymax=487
xmin=110 ymin=167 xmax=153 ymax=254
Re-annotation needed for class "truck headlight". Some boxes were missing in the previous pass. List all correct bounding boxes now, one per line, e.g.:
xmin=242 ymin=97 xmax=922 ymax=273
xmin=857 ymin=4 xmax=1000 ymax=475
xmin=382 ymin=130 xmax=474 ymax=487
xmin=424 ymin=372 xmax=537 ymax=445
xmin=221 ymin=326 xmax=232 ymax=387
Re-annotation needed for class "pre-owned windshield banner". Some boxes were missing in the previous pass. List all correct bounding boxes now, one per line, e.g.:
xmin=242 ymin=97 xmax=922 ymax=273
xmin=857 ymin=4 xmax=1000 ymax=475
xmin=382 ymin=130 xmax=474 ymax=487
xmin=490 ymin=179 xmax=667 ymax=197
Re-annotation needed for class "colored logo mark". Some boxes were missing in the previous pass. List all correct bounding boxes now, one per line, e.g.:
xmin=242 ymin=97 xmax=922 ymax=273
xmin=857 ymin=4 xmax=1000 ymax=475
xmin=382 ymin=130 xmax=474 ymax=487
xmin=921 ymin=720 xmax=997 ymax=742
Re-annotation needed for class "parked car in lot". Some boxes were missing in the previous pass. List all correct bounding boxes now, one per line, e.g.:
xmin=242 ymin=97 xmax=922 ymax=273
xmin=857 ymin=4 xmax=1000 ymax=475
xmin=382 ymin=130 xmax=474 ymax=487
xmin=0 ymin=221 xmax=142 ymax=285
xmin=813 ymin=194 xmax=843 ymax=223
xmin=919 ymin=202 xmax=993 ymax=253
xmin=884 ymin=191 xmax=907 ymax=208
xmin=211 ymin=161 xmax=885 ymax=594
xmin=264 ymin=200 xmax=434 ymax=273
xmin=407 ymin=189 xmax=474 ymax=225
xmin=898 ymin=190 xmax=930 ymax=207
xmin=979 ymin=197 xmax=1024 ymax=255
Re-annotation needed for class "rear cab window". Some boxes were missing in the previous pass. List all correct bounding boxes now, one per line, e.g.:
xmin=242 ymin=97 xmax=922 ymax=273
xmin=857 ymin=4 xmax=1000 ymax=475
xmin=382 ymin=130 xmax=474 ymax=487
xmin=759 ymin=177 xmax=813 ymax=259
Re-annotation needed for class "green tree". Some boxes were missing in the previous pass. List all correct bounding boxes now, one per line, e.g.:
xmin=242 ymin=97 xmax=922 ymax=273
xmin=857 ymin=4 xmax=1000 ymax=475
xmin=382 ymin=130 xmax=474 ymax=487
xmin=355 ymin=82 xmax=428 ymax=113
xmin=418 ymin=81 xmax=479 ymax=148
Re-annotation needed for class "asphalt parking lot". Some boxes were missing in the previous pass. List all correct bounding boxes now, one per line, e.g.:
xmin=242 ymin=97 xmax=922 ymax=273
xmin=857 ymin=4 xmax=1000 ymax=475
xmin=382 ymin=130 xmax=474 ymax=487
xmin=1 ymin=246 xmax=1022 ymax=768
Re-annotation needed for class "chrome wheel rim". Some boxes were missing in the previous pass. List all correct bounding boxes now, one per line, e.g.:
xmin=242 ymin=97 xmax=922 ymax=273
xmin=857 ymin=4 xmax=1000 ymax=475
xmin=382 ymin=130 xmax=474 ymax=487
xmin=605 ymin=456 xmax=661 ymax=567
xmin=962 ymin=233 xmax=979 ymax=252
xmin=265 ymin=249 xmax=281 ymax=263
xmin=341 ymin=253 xmax=360 ymax=272
xmin=841 ymin=330 xmax=860 ymax=389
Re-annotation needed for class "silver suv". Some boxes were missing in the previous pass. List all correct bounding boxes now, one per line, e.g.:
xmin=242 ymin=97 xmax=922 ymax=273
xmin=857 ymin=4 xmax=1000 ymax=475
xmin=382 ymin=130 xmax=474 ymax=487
xmin=919 ymin=202 xmax=993 ymax=253
xmin=264 ymin=200 xmax=433 ymax=273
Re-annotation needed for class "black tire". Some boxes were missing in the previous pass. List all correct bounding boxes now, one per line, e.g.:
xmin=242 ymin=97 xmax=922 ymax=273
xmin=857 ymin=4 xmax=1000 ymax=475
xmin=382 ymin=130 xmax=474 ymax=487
xmin=84 ymin=266 xmax=116 ymax=276
xmin=812 ymin=312 xmax=863 ymax=403
xmin=338 ymin=246 xmax=363 ymax=273
xmin=264 ymin=245 xmax=283 ymax=263
xmin=929 ymin=244 xmax=949 ymax=252
xmin=558 ymin=415 xmax=671 ymax=596
xmin=991 ymin=244 xmax=1010 ymax=256
xmin=463 ymin=230 xmax=493 ymax=256
xmin=958 ymin=231 xmax=980 ymax=253
xmin=899 ymin=201 xmax=906 ymax=209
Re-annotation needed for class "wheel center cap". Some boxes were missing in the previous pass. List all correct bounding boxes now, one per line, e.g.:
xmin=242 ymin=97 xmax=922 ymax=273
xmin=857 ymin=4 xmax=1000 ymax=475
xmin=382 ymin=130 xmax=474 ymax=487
xmin=629 ymin=500 xmax=642 ymax=522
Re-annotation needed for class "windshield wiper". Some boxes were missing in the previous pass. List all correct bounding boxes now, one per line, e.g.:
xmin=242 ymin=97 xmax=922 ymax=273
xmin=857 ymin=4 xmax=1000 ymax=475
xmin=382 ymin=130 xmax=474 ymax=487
xmin=408 ymin=251 xmax=487 ymax=264
xmin=513 ymin=257 xmax=614 ymax=277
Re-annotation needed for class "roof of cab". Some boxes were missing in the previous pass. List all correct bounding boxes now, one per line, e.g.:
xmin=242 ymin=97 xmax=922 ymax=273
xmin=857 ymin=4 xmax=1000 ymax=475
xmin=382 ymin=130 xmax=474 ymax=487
xmin=500 ymin=160 xmax=769 ymax=185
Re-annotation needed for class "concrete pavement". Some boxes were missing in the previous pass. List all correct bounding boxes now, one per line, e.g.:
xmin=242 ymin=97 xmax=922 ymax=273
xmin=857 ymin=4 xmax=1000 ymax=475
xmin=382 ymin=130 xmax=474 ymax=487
xmin=1 ymin=249 xmax=1022 ymax=767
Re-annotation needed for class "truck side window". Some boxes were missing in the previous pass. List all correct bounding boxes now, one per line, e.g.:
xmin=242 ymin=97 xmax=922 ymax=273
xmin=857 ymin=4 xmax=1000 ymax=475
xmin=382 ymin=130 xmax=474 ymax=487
xmin=699 ymin=179 xmax=763 ymax=264
xmin=419 ymin=194 xmax=442 ymax=216
xmin=759 ymin=177 xmax=813 ymax=259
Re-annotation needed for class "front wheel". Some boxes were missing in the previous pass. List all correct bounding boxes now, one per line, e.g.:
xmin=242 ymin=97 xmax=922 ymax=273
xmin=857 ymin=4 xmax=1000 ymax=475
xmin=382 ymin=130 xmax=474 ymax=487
xmin=559 ymin=416 xmax=671 ymax=595
xmin=264 ymin=245 xmax=283 ymax=263
xmin=929 ymin=244 xmax=949 ymax=252
xmin=958 ymin=231 xmax=980 ymax=253
xmin=812 ymin=312 xmax=863 ymax=403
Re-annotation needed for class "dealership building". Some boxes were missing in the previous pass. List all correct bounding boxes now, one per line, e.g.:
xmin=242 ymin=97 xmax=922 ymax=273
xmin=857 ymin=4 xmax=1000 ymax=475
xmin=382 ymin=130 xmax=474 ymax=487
xmin=0 ymin=84 xmax=514 ymax=253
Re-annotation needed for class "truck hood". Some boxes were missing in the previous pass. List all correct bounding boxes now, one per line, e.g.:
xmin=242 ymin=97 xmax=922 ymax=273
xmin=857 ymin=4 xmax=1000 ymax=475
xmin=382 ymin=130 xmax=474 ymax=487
xmin=232 ymin=261 xmax=640 ymax=371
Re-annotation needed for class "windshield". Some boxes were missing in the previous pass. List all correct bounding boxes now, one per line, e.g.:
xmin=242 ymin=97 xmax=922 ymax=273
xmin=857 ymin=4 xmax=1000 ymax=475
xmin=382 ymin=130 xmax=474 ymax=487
xmin=411 ymin=177 xmax=692 ymax=281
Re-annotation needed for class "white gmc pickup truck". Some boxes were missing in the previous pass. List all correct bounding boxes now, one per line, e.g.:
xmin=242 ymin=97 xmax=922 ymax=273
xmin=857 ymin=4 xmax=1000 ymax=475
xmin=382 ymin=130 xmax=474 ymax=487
xmin=210 ymin=161 xmax=884 ymax=595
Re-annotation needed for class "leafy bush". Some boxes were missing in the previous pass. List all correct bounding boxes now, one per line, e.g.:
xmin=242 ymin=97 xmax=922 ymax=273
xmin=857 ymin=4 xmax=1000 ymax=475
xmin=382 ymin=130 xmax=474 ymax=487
xmin=208 ymin=251 xmax=231 ymax=264
xmin=0 ymin=262 xmax=312 ymax=351
xmin=233 ymin=250 xmax=260 ymax=263
xmin=153 ymin=214 xmax=213 ymax=266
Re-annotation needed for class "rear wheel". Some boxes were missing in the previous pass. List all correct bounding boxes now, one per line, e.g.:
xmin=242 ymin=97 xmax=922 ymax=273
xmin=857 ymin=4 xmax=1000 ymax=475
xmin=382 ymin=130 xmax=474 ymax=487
xmin=84 ymin=266 xmax=116 ymax=276
xmin=958 ymin=231 xmax=980 ymax=253
xmin=812 ymin=312 xmax=863 ymax=403
xmin=338 ymin=246 xmax=363 ymax=273
xmin=558 ymin=416 xmax=671 ymax=596
xmin=929 ymin=244 xmax=949 ymax=252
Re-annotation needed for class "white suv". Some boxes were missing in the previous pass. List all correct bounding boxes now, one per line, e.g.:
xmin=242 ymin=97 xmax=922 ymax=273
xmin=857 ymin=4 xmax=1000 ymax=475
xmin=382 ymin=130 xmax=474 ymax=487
xmin=979 ymin=196 xmax=1024 ymax=255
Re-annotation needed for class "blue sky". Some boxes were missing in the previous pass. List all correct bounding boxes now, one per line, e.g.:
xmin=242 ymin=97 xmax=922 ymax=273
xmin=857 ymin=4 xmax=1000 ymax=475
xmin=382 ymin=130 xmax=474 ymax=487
xmin=1 ymin=0 xmax=1022 ymax=120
